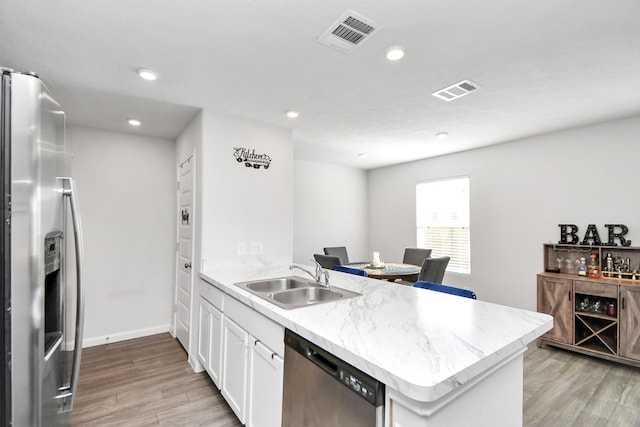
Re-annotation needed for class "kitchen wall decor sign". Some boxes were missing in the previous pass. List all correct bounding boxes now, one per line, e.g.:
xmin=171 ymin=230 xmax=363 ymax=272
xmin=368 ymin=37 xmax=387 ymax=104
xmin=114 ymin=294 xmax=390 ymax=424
xmin=558 ymin=224 xmax=631 ymax=246
xmin=233 ymin=147 xmax=272 ymax=170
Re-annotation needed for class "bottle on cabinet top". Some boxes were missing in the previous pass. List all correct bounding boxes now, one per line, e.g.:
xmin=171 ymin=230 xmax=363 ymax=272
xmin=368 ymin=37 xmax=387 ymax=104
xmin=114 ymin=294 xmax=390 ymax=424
xmin=578 ymin=257 xmax=588 ymax=277
xmin=587 ymin=253 xmax=601 ymax=278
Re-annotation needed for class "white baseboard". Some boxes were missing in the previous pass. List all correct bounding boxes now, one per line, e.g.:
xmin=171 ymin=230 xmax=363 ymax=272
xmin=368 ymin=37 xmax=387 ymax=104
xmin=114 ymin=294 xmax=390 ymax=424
xmin=82 ymin=324 xmax=171 ymax=348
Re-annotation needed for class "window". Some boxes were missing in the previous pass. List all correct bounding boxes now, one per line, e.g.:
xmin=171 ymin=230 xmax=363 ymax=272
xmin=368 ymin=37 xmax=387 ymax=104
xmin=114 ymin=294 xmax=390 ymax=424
xmin=416 ymin=177 xmax=470 ymax=274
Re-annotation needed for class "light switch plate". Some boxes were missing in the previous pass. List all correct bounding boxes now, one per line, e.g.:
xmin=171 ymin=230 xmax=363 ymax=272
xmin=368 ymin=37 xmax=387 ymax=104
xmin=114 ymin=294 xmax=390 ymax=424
xmin=237 ymin=242 xmax=246 ymax=255
xmin=250 ymin=241 xmax=263 ymax=255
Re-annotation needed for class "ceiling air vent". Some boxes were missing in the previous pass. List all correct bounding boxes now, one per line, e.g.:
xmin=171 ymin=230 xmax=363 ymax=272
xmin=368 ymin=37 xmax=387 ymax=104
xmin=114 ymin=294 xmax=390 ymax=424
xmin=432 ymin=79 xmax=481 ymax=102
xmin=318 ymin=10 xmax=381 ymax=53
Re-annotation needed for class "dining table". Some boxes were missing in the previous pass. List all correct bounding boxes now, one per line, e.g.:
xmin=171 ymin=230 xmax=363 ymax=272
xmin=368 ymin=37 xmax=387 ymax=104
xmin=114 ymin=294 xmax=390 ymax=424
xmin=348 ymin=262 xmax=421 ymax=282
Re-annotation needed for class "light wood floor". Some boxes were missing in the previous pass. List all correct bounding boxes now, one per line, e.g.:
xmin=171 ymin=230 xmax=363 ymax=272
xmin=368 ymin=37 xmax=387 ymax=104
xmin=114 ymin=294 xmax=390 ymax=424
xmin=73 ymin=333 xmax=640 ymax=426
xmin=524 ymin=345 xmax=640 ymax=426
xmin=72 ymin=333 xmax=241 ymax=426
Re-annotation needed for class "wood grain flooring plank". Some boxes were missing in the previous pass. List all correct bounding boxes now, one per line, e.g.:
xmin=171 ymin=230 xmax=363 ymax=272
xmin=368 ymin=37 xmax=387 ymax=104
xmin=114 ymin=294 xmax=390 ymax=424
xmin=523 ymin=351 xmax=569 ymax=399
xmin=606 ymin=404 xmax=640 ymax=427
xmin=70 ymin=392 xmax=118 ymax=413
xmin=83 ymin=393 xmax=191 ymax=425
xmin=156 ymin=395 xmax=241 ymax=426
xmin=183 ymin=379 xmax=218 ymax=401
xmin=618 ymin=372 xmax=640 ymax=409
xmin=524 ymin=352 xmax=587 ymax=426
xmin=72 ymin=333 xmax=240 ymax=426
xmin=578 ymin=369 xmax=632 ymax=422
xmin=571 ymin=412 xmax=609 ymax=427
xmin=524 ymin=346 xmax=640 ymax=427
xmin=160 ymin=373 xmax=213 ymax=399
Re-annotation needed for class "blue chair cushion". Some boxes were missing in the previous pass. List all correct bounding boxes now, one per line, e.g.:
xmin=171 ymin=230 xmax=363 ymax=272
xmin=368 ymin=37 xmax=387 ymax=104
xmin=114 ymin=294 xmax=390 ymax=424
xmin=333 ymin=265 xmax=368 ymax=277
xmin=413 ymin=281 xmax=477 ymax=299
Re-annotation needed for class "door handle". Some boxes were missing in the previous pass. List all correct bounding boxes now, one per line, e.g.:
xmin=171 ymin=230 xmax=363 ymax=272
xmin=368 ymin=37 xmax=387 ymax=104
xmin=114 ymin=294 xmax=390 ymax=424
xmin=60 ymin=177 xmax=85 ymax=411
xmin=185 ymin=262 xmax=192 ymax=270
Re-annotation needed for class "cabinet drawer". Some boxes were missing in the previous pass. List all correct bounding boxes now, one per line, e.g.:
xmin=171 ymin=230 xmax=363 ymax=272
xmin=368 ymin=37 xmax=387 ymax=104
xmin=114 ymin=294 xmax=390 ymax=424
xmin=575 ymin=280 xmax=617 ymax=298
xmin=225 ymin=296 xmax=284 ymax=355
xmin=200 ymin=279 xmax=224 ymax=310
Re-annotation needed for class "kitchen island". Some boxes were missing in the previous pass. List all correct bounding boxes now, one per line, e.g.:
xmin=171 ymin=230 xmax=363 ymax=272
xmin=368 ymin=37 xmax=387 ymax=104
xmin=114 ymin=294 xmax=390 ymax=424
xmin=199 ymin=262 xmax=552 ymax=426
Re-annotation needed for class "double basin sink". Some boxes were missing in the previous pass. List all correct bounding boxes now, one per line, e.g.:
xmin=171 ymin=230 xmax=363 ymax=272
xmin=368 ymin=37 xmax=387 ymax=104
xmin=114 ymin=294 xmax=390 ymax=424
xmin=235 ymin=276 xmax=360 ymax=310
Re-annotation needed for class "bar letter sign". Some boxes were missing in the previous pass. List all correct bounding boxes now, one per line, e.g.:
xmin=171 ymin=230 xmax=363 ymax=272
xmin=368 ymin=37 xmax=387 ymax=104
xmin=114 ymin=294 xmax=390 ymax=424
xmin=558 ymin=224 xmax=631 ymax=246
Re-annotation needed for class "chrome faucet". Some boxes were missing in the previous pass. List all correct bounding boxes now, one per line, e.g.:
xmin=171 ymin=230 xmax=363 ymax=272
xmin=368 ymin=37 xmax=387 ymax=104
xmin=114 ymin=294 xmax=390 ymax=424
xmin=290 ymin=261 xmax=330 ymax=288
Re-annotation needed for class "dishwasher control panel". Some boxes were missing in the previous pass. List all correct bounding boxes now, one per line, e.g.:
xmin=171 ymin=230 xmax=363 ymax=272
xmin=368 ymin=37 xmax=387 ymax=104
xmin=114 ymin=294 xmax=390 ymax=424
xmin=338 ymin=368 xmax=377 ymax=404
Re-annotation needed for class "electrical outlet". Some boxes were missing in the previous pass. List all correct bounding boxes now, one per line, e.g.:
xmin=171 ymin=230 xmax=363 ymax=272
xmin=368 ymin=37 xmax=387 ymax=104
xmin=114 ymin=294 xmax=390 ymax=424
xmin=237 ymin=242 xmax=247 ymax=255
xmin=250 ymin=241 xmax=263 ymax=255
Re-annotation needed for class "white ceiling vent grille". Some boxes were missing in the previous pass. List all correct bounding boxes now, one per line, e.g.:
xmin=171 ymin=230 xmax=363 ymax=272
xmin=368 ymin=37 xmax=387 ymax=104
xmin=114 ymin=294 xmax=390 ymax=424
xmin=432 ymin=80 xmax=481 ymax=102
xmin=318 ymin=10 xmax=381 ymax=53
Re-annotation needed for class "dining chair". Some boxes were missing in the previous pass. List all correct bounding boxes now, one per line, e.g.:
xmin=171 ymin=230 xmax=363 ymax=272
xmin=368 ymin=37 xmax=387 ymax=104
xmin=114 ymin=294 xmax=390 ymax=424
xmin=332 ymin=265 xmax=368 ymax=277
xmin=402 ymin=248 xmax=432 ymax=266
xmin=413 ymin=281 xmax=477 ymax=299
xmin=313 ymin=254 xmax=342 ymax=269
xmin=416 ymin=256 xmax=450 ymax=284
xmin=323 ymin=247 xmax=350 ymax=265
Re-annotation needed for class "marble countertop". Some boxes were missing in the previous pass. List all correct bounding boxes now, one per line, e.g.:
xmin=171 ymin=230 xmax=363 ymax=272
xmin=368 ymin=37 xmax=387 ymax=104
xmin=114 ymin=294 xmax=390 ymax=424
xmin=199 ymin=261 xmax=552 ymax=402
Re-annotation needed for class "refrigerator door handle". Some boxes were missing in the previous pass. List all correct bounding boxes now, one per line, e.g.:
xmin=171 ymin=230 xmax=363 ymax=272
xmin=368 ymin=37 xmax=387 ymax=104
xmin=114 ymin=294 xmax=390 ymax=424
xmin=60 ymin=177 xmax=85 ymax=410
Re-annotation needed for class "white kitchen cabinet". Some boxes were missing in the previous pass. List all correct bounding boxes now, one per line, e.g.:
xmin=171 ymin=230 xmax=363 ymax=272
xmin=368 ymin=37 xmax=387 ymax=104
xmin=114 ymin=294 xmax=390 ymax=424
xmin=197 ymin=298 xmax=211 ymax=371
xmin=197 ymin=297 xmax=223 ymax=387
xmin=199 ymin=281 xmax=285 ymax=427
xmin=247 ymin=338 xmax=284 ymax=427
xmin=221 ymin=316 xmax=249 ymax=424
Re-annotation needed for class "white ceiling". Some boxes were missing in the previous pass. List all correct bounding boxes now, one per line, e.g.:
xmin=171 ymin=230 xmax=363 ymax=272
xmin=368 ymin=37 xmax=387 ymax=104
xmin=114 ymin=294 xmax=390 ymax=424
xmin=1 ymin=1 xmax=639 ymax=169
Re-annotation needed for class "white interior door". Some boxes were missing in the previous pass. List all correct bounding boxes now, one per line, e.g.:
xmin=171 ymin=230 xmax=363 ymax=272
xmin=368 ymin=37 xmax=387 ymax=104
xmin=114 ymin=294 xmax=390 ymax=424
xmin=175 ymin=155 xmax=194 ymax=351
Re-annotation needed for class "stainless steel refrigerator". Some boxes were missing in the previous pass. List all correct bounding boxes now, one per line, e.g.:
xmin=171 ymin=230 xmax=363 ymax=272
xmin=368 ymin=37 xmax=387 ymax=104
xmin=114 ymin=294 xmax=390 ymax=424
xmin=1 ymin=68 xmax=85 ymax=426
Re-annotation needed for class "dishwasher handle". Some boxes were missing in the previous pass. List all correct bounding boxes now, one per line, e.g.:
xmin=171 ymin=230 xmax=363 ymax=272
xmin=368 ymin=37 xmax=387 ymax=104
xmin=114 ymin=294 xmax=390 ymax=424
xmin=307 ymin=348 xmax=339 ymax=377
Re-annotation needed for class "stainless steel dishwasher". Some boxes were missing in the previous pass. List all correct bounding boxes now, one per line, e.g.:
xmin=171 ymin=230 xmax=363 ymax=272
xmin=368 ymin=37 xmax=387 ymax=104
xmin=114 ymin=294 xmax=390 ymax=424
xmin=282 ymin=329 xmax=385 ymax=427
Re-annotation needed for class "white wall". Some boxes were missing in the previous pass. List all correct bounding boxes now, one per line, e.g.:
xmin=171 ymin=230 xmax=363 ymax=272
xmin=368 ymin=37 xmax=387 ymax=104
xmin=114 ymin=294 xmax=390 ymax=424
xmin=293 ymin=160 xmax=369 ymax=264
xmin=71 ymin=126 xmax=176 ymax=345
xmin=368 ymin=115 xmax=640 ymax=310
xmin=200 ymin=111 xmax=293 ymax=263
xmin=176 ymin=111 xmax=201 ymax=166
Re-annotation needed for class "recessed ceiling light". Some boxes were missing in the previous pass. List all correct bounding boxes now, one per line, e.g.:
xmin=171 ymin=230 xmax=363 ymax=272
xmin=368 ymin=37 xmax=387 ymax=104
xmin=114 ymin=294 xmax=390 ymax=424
xmin=436 ymin=132 xmax=448 ymax=139
xmin=128 ymin=118 xmax=141 ymax=126
xmin=284 ymin=110 xmax=300 ymax=119
xmin=136 ymin=68 xmax=158 ymax=81
xmin=385 ymin=45 xmax=405 ymax=61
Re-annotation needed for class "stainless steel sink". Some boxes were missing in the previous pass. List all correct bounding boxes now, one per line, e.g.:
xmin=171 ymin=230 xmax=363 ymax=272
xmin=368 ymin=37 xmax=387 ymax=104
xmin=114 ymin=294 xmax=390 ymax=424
xmin=241 ymin=277 xmax=313 ymax=293
xmin=235 ymin=276 xmax=360 ymax=309
xmin=269 ymin=287 xmax=359 ymax=308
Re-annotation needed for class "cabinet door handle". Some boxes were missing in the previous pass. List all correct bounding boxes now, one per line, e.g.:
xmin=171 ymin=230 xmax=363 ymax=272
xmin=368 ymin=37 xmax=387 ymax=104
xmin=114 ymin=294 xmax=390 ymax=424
xmin=622 ymin=297 xmax=626 ymax=310
xmin=569 ymin=291 xmax=571 ymax=301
